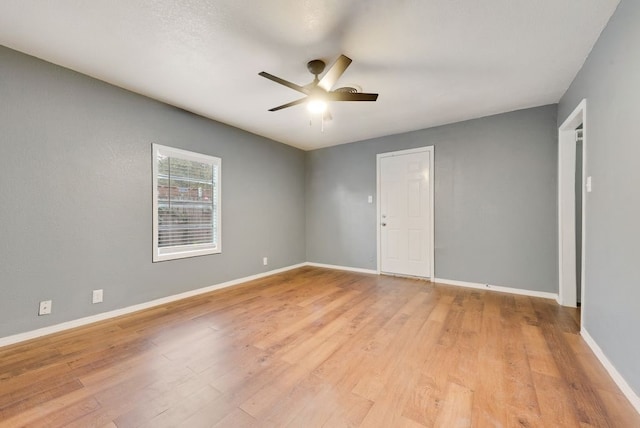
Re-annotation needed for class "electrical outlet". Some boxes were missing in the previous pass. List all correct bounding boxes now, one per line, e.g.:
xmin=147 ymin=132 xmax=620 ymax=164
xmin=92 ymin=289 xmax=103 ymax=304
xmin=263 ymin=257 xmax=268 ymax=266
xmin=38 ymin=300 xmax=52 ymax=315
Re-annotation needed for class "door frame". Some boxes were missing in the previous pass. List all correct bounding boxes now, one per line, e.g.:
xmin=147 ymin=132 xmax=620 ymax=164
xmin=558 ymin=99 xmax=587 ymax=308
xmin=376 ymin=146 xmax=435 ymax=278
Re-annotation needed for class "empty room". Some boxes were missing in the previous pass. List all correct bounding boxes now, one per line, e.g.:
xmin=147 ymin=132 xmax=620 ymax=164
xmin=1 ymin=1 xmax=639 ymax=427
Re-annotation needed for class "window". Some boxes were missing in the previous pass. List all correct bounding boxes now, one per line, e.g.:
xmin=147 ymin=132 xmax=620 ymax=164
xmin=152 ymin=144 xmax=221 ymax=262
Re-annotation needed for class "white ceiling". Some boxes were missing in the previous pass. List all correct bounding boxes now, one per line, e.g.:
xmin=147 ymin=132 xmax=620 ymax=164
xmin=0 ymin=1 xmax=619 ymax=150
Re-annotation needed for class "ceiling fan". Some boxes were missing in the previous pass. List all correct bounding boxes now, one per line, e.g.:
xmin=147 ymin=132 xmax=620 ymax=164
xmin=259 ymin=54 xmax=378 ymax=114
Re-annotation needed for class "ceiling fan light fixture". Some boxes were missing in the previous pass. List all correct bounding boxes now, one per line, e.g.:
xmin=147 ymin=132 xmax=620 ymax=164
xmin=259 ymin=54 xmax=378 ymax=114
xmin=307 ymin=98 xmax=327 ymax=114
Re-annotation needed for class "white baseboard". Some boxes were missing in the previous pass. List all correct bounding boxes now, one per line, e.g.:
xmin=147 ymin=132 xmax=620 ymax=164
xmin=581 ymin=328 xmax=640 ymax=414
xmin=0 ymin=263 xmax=306 ymax=349
xmin=433 ymin=277 xmax=558 ymax=300
xmin=305 ymin=262 xmax=378 ymax=275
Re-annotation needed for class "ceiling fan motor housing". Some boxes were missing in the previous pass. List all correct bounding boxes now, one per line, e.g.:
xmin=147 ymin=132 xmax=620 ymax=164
xmin=307 ymin=59 xmax=326 ymax=77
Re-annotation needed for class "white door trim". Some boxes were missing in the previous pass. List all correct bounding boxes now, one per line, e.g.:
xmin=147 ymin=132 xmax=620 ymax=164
xmin=558 ymin=99 xmax=587 ymax=308
xmin=376 ymin=146 xmax=435 ymax=278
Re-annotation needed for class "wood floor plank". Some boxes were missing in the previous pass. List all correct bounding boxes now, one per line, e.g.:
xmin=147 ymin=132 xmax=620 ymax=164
xmin=500 ymin=296 xmax=542 ymax=425
xmin=532 ymin=371 xmax=583 ymax=427
xmin=238 ymin=363 xmax=310 ymax=418
xmin=432 ymin=381 xmax=473 ymax=427
xmin=470 ymin=293 xmax=509 ymax=427
xmin=321 ymin=391 xmax=373 ymax=428
xmin=0 ymin=267 xmax=638 ymax=427
xmin=357 ymin=292 xmax=445 ymax=425
xmin=29 ymin=396 xmax=101 ymax=428
xmin=522 ymin=324 xmax=561 ymax=378
xmin=211 ymin=407 xmax=257 ymax=428
xmin=137 ymin=384 xmax=223 ymax=428
xmin=253 ymin=288 xmax=362 ymax=350
xmin=0 ymin=378 xmax=85 ymax=421
xmin=538 ymin=318 xmax=613 ymax=426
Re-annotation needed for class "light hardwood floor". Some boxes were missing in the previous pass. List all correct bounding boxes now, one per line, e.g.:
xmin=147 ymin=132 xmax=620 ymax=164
xmin=1 ymin=266 xmax=638 ymax=427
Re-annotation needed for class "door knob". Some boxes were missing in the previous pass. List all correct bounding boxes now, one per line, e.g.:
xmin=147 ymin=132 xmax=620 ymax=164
xmin=381 ymin=222 xmax=387 ymax=227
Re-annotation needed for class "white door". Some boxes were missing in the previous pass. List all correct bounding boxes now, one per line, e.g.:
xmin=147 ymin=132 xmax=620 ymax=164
xmin=378 ymin=148 xmax=433 ymax=278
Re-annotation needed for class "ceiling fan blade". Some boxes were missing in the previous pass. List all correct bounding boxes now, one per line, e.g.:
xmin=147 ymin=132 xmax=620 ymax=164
xmin=268 ymin=97 xmax=308 ymax=112
xmin=326 ymin=92 xmax=378 ymax=102
xmin=259 ymin=72 xmax=310 ymax=95
xmin=318 ymin=55 xmax=352 ymax=91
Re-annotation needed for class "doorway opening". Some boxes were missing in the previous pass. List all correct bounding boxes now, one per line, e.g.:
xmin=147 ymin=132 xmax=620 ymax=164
xmin=558 ymin=99 xmax=587 ymax=314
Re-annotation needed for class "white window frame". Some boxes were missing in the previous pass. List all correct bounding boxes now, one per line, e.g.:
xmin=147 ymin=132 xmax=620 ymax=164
xmin=152 ymin=144 xmax=221 ymax=262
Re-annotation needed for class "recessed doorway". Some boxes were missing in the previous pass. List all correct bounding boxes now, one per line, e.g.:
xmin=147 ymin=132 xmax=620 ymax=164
xmin=558 ymin=99 xmax=587 ymax=311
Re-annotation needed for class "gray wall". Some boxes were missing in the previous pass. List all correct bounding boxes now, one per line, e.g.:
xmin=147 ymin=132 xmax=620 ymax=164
xmin=306 ymin=105 xmax=558 ymax=292
xmin=558 ymin=0 xmax=640 ymax=396
xmin=0 ymin=46 xmax=306 ymax=338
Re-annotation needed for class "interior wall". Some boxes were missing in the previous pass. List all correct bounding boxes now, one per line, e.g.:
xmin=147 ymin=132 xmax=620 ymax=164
xmin=558 ymin=0 xmax=640 ymax=396
xmin=0 ymin=45 xmax=306 ymax=338
xmin=306 ymin=105 xmax=559 ymax=293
